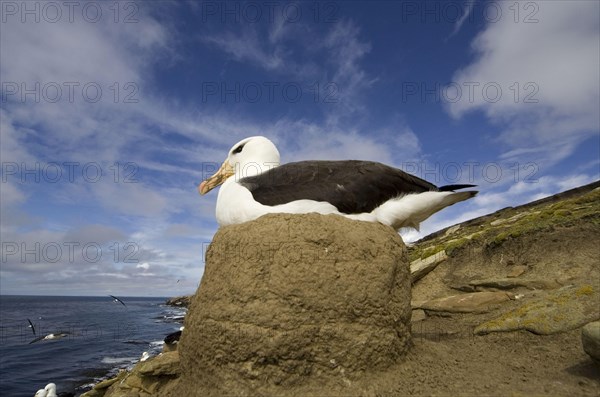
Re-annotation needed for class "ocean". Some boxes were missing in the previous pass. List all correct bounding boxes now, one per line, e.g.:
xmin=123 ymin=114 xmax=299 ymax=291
xmin=0 ymin=295 xmax=186 ymax=397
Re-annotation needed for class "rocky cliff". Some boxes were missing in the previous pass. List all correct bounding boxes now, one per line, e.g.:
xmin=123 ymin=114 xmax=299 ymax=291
xmin=165 ymin=296 xmax=192 ymax=308
xmin=85 ymin=182 xmax=600 ymax=397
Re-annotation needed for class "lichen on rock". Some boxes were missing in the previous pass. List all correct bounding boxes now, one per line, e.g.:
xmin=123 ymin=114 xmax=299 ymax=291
xmin=475 ymin=285 xmax=600 ymax=335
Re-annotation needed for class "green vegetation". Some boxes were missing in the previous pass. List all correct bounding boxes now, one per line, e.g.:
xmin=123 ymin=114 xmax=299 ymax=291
xmin=408 ymin=187 xmax=600 ymax=261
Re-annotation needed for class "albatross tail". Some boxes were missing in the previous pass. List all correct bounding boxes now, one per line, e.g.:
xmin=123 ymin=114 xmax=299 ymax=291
xmin=374 ymin=189 xmax=478 ymax=231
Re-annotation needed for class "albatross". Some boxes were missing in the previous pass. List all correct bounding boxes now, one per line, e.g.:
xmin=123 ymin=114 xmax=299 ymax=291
xmin=109 ymin=295 xmax=127 ymax=307
xmin=33 ymin=383 xmax=74 ymax=397
xmin=29 ymin=331 xmax=71 ymax=344
xmin=27 ymin=318 xmax=36 ymax=336
xmin=199 ymin=136 xmax=477 ymax=231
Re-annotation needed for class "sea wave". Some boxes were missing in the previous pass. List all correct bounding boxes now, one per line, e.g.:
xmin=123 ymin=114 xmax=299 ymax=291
xmin=101 ymin=356 xmax=138 ymax=365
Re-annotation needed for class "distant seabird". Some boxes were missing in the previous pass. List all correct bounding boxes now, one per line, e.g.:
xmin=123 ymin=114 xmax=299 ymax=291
xmin=109 ymin=295 xmax=127 ymax=307
xmin=43 ymin=383 xmax=57 ymax=397
xmin=140 ymin=351 xmax=150 ymax=362
xmin=27 ymin=318 xmax=36 ymax=336
xmin=34 ymin=383 xmax=74 ymax=397
xmin=199 ymin=136 xmax=478 ymax=230
xmin=34 ymin=388 xmax=47 ymax=397
xmin=164 ymin=330 xmax=182 ymax=346
xmin=29 ymin=332 xmax=70 ymax=344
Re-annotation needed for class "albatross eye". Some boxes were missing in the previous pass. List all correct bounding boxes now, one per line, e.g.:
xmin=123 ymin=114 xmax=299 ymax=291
xmin=232 ymin=144 xmax=245 ymax=154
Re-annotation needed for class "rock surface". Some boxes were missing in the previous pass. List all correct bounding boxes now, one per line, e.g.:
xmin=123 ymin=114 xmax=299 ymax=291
xmin=450 ymin=277 xmax=565 ymax=292
xmin=410 ymin=251 xmax=447 ymax=282
xmin=506 ymin=265 xmax=528 ymax=278
xmin=138 ymin=351 xmax=181 ymax=377
xmin=174 ymin=213 xmax=411 ymax=396
xmin=80 ymin=374 xmax=125 ymax=397
xmin=411 ymin=309 xmax=427 ymax=322
xmin=413 ymin=291 xmax=513 ymax=313
xmin=165 ymin=296 xmax=192 ymax=307
xmin=81 ymin=352 xmax=181 ymax=397
xmin=582 ymin=321 xmax=600 ymax=362
xmin=475 ymin=285 xmax=600 ymax=335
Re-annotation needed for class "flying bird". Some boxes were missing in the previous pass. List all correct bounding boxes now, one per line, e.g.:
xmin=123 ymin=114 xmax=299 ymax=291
xmin=27 ymin=318 xmax=36 ymax=336
xmin=109 ymin=295 xmax=127 ymax=307
xmin=199 ymin=136 xmax=477 ymax=231
xmin=29 ymin=332 xmax=70 ymax=344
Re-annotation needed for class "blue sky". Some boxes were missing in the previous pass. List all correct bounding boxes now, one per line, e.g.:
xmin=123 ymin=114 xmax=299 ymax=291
xmin=1 ymin=1 xmax=598 ymax=297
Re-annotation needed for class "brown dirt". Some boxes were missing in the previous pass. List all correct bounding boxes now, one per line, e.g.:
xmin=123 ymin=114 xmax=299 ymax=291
xmin=398 ymin=183 xmax=600 ymax=396
xmin=344 ymin=327 xmax=599 ymax=396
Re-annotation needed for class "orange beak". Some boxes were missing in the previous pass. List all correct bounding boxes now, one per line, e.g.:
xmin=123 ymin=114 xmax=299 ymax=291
xmin=198 ymin=161 xmax=235 ymax=195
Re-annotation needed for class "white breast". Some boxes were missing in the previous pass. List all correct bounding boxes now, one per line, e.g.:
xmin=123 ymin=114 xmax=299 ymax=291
xmin=215 ymin=179 xmax=340 ymax=226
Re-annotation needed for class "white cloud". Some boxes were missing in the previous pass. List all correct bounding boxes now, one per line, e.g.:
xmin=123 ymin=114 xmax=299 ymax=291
xmin=0 ymin=4 xmax=174 ymax=164
xmin=0 ymin=7 xmax=209 ymax=297
xmin=1 ymin=5 xmax=169 ymax=85
xmin=320 ymin=19 xmax=375 ymax=125
xmin=0 ymin=4 xmax=419 ymax=296
xmin=199 ymin=18 xmax=374 ymax=127
xmin=200 ymin=13 xmax=316 ymax=76
xmin=475 ymin=173 xmax=597 ymax=213
xmin=90 ymin=178 xmax=169 ymax=217
xmin=63 ymin=224 xmax=126 ymax=245
xmin=0 ymin=181 xmax=26 ymax=208
xmin=447 ymin=1 xmax=599 ymax=165
xmin=202 ymin=28 xmax=284 ymax=71
xmin=233 ymin=118 xmax=422 ymax=167
xmin=0 ymin=109 xmax=37 ymax=165
xmin=450 ymin=0 xmax=478 ymax=37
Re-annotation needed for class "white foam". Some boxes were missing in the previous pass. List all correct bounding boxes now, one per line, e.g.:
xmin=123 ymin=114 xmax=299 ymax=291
xmin=101 ymin=356 xmax=137 ymax=365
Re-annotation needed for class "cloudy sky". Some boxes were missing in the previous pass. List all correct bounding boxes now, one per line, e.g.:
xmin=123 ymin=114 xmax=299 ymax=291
xmin=1 ymin=1 xmax=598 ymax=297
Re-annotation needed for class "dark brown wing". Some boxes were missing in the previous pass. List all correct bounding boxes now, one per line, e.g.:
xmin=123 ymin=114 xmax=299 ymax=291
xmin=239 ymin=160 xmax=438 ymax=214
xmin=109 ymin=295 xmax=126 ymax=307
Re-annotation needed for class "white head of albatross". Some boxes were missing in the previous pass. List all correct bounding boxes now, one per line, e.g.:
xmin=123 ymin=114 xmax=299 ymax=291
xmin=199 ymin=136 xmax=280 ymax=195
xmin=199 ymin=136 xmax=478 ymax=230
